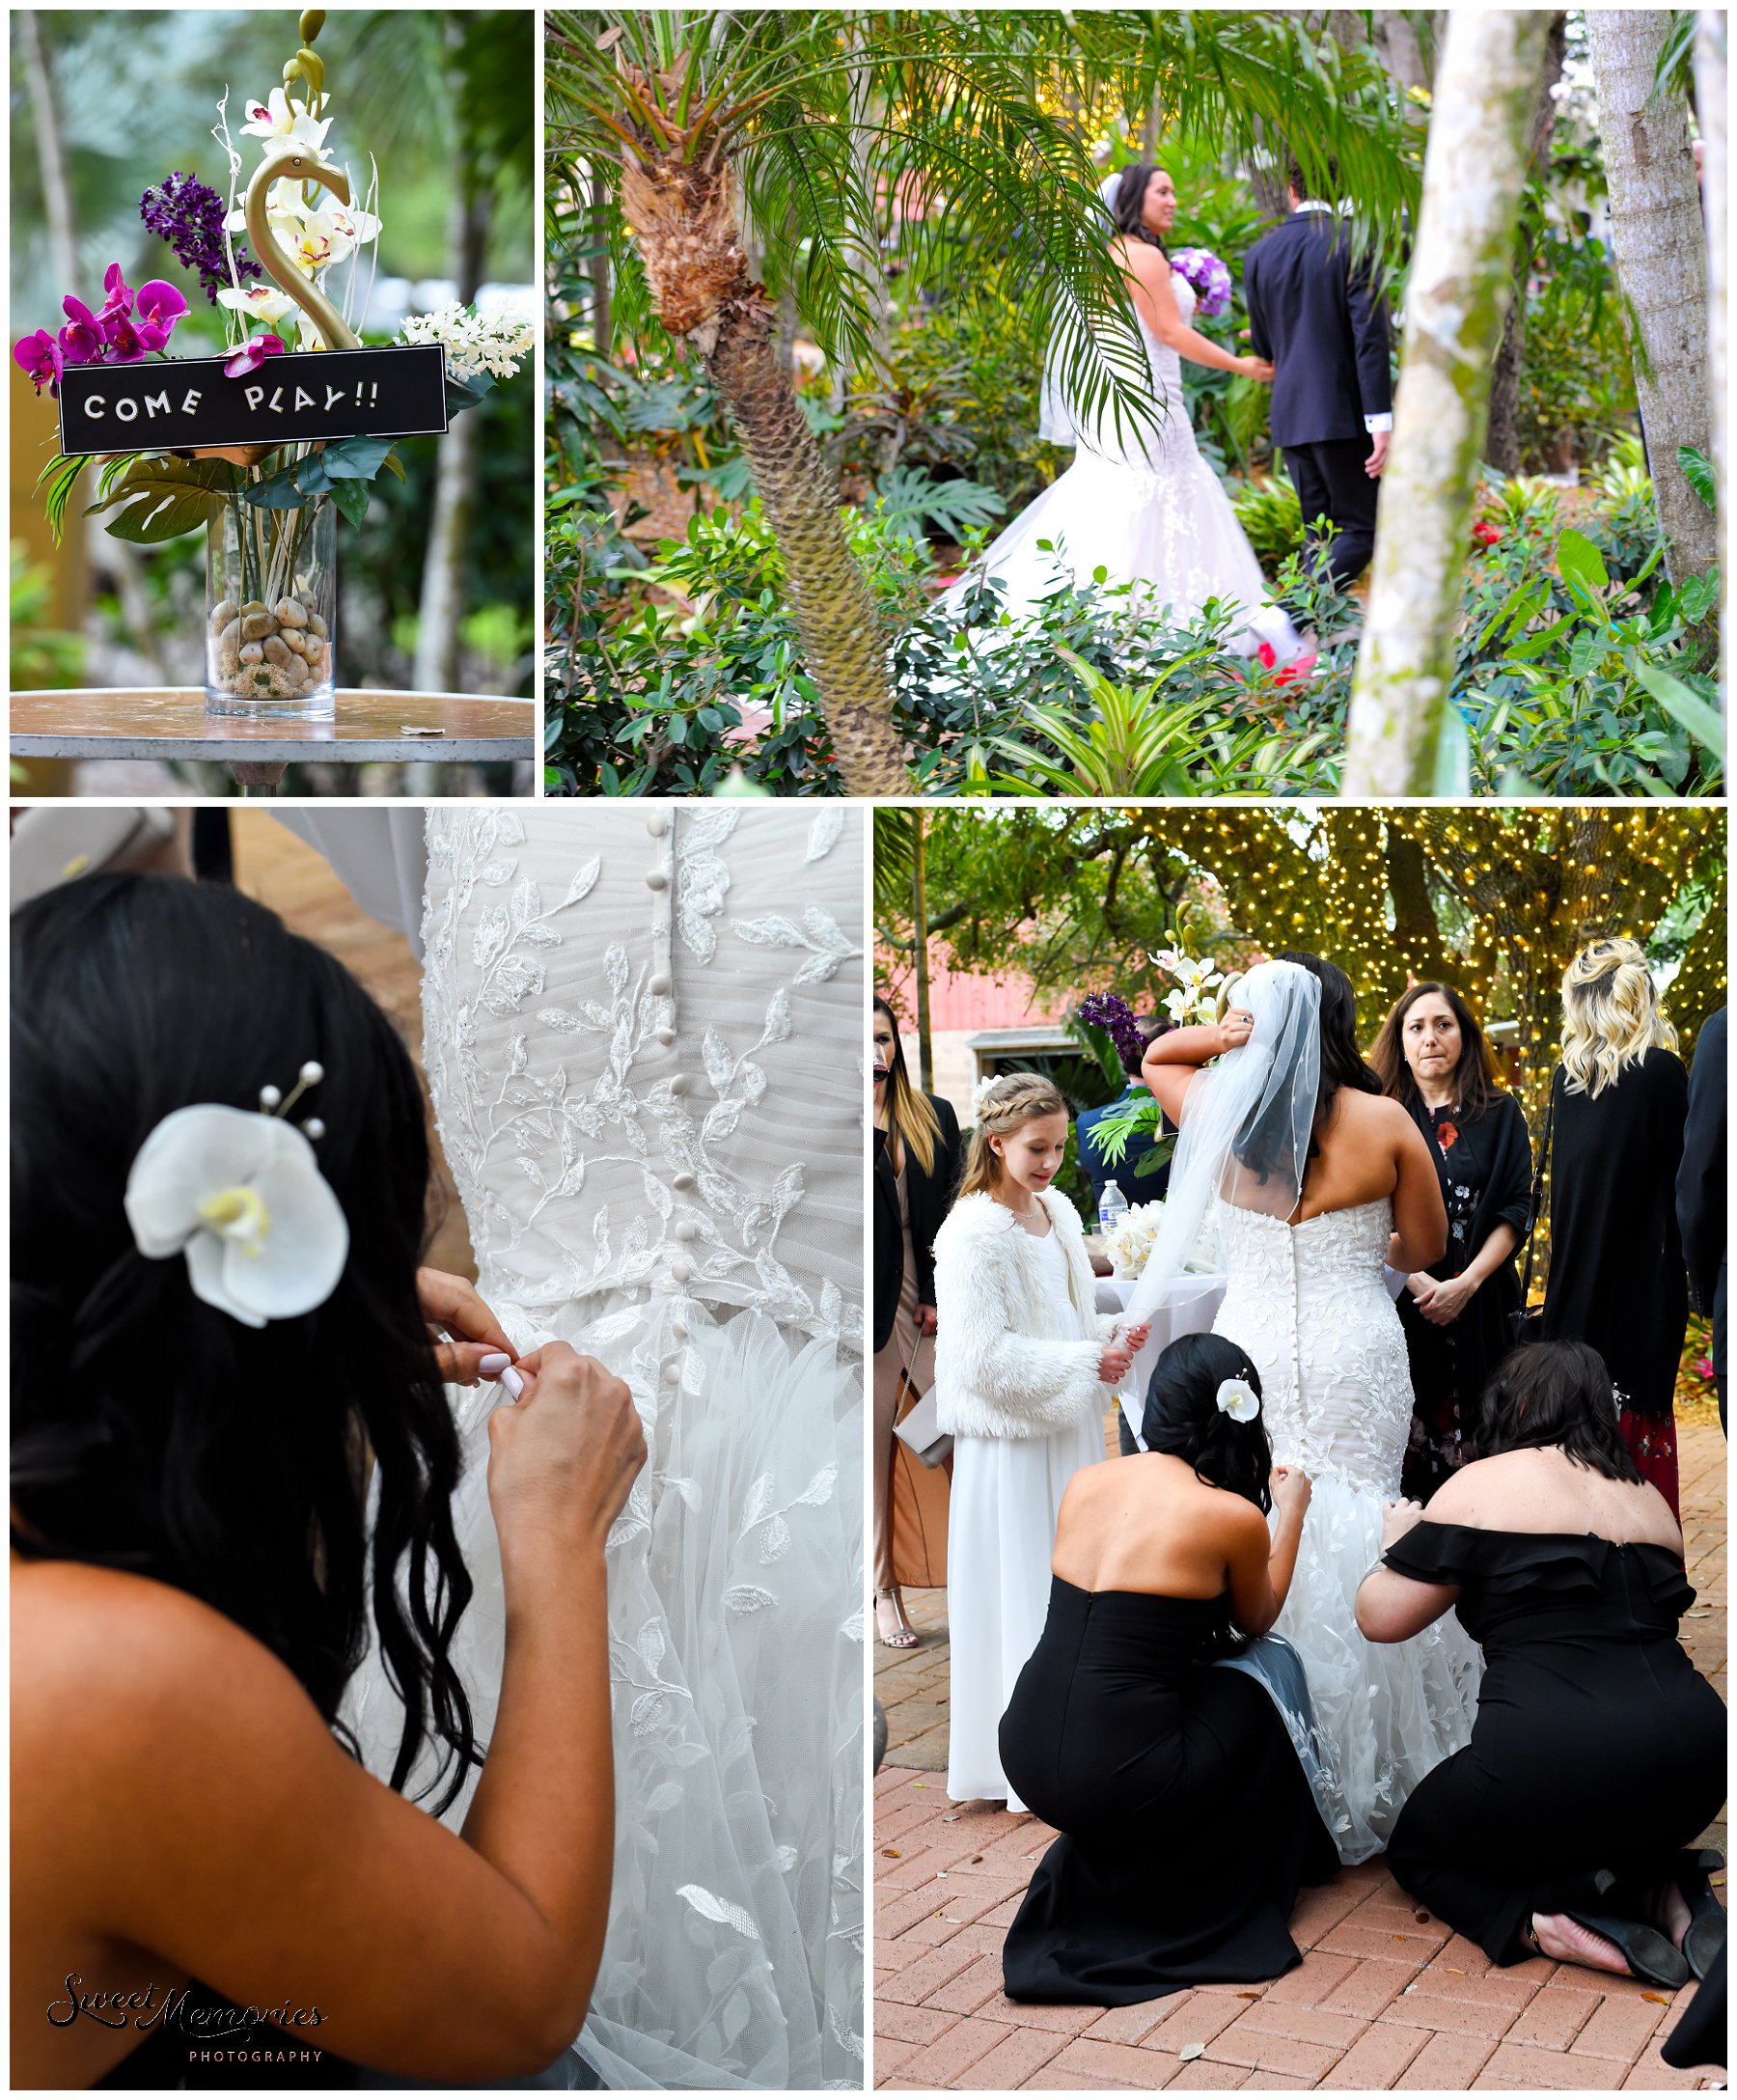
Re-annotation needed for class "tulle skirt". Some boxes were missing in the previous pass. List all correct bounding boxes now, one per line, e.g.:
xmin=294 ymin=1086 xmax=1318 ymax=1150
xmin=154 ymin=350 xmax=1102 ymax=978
xmin=1273 ymin=1471 xmax=1483 ymax=1864
xmin=346 ymin=1293 xmax=864 ymax=2090
xmin=940 ymin=445 xmax=1304 ymax=665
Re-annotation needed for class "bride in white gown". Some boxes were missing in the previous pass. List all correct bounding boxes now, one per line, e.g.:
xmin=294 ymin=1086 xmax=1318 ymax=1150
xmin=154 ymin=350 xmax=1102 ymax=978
xmin=1125 ymin=953 xmax=1481 ymax=1864
xmin=942 ymin=164 xmax=1304 ymax=663
xmin=298 ymin=808 xmax=864 ymax=2090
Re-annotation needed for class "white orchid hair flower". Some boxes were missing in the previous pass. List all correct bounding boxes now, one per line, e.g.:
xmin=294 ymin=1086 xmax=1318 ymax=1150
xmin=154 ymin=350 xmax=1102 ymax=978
xmin=124 ymin=1072 xmax=347 ymax=1329
xmin=1215 ymin=1376 xmax=1260 ymax=1424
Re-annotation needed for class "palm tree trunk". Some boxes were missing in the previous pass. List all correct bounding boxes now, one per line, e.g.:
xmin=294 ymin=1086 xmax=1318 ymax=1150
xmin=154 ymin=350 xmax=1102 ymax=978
xmin=1344 ymin=10 xmax=1554 ymax=798
xmin=1586 ymin=11 xmax=1717 ymax=587
xmin=705 ymin=289 xmax=906 ymax=792
xmin=587 ymin=160 xmax=613 ymax=355
xmin=1485 ymin=13 xmax=1567 ymax=477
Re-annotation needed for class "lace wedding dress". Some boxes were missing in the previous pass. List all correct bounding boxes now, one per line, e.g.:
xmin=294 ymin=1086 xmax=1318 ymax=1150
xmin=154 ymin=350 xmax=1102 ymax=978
xmin=1212 ymin=1197 xmax=1483 ymax=1865
xmin=340 ymin=806 xmax=864 ymax=2090
xmin=941 ymin=272 xmax=1303 ymax=661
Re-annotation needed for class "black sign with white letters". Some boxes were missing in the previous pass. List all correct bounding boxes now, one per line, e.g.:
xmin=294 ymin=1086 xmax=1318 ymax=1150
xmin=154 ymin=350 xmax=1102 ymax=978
xmin=56 ymin=343 xmax=449 ymax=456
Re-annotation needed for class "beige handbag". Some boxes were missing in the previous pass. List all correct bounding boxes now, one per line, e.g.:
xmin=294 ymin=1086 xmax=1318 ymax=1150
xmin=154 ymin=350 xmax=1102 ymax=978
xmin=890 ymin=1325 xmax=952 ymax=1468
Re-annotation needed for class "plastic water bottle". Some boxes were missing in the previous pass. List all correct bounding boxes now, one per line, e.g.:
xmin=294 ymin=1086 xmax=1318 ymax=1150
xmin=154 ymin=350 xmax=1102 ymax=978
xmin=1098 ymin=1179 xmax=1129 ymax=1237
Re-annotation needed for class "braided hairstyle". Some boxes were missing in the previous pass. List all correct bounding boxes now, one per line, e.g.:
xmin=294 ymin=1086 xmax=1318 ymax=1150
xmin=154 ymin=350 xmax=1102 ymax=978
xmin=1140 ymin=1332 xmax=1274 ymax=1514
xmin=957 ymin=1070 xmax=1069 ymax=1199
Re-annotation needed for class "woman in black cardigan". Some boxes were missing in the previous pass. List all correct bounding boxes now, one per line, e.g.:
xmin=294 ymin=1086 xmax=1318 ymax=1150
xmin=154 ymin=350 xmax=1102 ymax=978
xmin=872 ymin=996 xmax=962 ymax=1646
xmin=1370 ymin=982 xmax=1532 ymax=1501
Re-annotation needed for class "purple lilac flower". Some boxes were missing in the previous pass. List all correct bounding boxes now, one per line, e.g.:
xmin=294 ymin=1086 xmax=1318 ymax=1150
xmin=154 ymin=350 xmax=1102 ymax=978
xmin=1171 ymin=246 xmax=1233 ymax=320
xmin=13 ymin=328 xmax=63 ymax=394
xmin=1079 ymin=993 xmax=1148 ymax=1078
xmin=140 ymin=171 xmax=262 ymax=304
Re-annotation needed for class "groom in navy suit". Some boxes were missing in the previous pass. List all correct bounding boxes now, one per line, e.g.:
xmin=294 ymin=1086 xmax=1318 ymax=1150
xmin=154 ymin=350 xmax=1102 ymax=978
xmin=1243 ymin=158 xmax=1393 ymax=589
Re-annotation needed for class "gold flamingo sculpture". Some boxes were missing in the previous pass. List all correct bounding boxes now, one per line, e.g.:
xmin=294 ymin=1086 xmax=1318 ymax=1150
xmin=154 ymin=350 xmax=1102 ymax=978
xmin=187 ymin=141 xmax=359 ymax=466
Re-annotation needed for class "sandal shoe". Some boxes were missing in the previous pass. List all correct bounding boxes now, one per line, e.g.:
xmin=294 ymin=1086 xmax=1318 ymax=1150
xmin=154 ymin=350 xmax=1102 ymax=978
xmin=1562 ymin=1874 xmax=1692 ymax=1988
xmin=1677 ymin=1849 xmax=1727 ymax=1982
xmin=875 ymin=1589 xmax=920 ymax=1649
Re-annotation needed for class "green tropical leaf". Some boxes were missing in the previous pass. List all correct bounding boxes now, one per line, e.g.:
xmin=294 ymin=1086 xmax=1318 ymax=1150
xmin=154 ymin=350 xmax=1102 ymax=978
xmin=88 ymin=457 xmax=240 ymax=543
xmin=329 ymin=476 xmax=372 ymax=529
xmin=35 ymin=453 xmax=90 ymax=546
xmin=1678 ymin=444 xmax=1717 ymax=511
xmin=1632 ymin=662 xmax=1724 ymax=764
xmin=1556 ymin=528 xmax=1610 ymax=595
xmin=319 ymin=433 xmax=398 ymax=480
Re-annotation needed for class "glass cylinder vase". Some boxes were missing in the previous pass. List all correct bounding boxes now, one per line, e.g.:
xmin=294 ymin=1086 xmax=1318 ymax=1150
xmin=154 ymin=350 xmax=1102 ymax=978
xmin=205 ymin=493 xmax=337 ymax=718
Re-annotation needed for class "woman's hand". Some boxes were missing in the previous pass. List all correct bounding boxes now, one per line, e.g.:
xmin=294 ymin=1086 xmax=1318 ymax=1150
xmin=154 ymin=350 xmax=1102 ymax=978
xmin=1118 ymin=1319 xmax=1152 ymax=1353
xmin=1270 ymin=1464 xmax=1312 ymax=1523
xmin=486 ymin=1341 xmax=646 ymax=1556
xmin=1405 ymin=1271 xmax=1433 ymax=1301
xmin=1215 ymin=1008 xmax=1254 ymax=1057
xmin=1416 ymin=1273 xmax=1476 ymax=1326
xmin=419 ymin=1266 xmax=517 ymax=1385
xmin=1097 ymin=1340 xmax=1137 ymax=1387
xmin=915 ymin=1304 xmax=939 ymax=1338
xmin=1381 ymin=1498 xmax=1425 ymax=1548
xmin=1238 ymin=355 xmax=1276 ymax=383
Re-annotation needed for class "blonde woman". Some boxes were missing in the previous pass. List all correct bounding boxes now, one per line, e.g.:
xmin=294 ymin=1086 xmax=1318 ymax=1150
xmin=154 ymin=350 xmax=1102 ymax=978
xmin=1540 ymin=939 xmax=1689 ymax=1513
xmin=931 ymin=1073 xmax=1148 ymax=1810
xmin=871 ymin=995 xmax=963 ymax=1647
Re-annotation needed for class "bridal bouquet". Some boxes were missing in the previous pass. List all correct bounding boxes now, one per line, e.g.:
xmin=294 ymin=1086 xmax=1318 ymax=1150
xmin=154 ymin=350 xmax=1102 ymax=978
xmin=14 ymin=9 xmax=532 ymax=714
xmin=1169 ymin=247 xmax=1233 ymax=320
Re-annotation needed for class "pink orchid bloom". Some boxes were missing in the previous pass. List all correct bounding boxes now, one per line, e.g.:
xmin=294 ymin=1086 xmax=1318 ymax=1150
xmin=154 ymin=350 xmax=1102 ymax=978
xmin=98 ymin=262 xmax=133 ymax=322
xmin=13 ymin=328 xmax=64 ymax=393
xmin=104 ymin=313 xmax=155 ymax=362
xmin=135 ymin=279 xmax=188 ymax=336
xmin=224 ymin=331 xmax=288 ymax=377
xmin=58 ymin=296 xmax=108 ymax=365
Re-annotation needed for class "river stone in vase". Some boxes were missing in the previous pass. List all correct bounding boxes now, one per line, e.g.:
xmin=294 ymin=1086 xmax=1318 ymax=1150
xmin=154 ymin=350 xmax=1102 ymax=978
xmin=205 ymin=494 xmax=337 ymax=719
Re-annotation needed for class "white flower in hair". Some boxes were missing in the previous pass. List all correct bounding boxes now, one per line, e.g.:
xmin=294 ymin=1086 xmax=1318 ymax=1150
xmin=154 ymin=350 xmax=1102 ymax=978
xmin=971 ymin=1074 xmax=1003 ymax=1119
xmin=1216 ymin=1376 xmax=1260 ymax=1423
xmin=124 ymin=1101 xmax=348 ymax=1329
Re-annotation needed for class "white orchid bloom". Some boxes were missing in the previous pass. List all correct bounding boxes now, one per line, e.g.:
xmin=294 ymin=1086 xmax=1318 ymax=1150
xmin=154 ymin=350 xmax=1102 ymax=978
xmin=1215 ymin=1377 xmax=1261 ymax=1424
xmin=124 ymin=1104 xmax=348 ymax=1330
xmin=217 ymin=283 xmax=298 ymax=324
xmin=239 ymin=87 xmax=333 ymax=153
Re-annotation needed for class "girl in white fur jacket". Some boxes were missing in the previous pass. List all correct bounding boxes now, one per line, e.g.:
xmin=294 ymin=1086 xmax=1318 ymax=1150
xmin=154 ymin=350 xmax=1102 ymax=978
xmin=933 ymin=1072 xmax=1148 ymax=1809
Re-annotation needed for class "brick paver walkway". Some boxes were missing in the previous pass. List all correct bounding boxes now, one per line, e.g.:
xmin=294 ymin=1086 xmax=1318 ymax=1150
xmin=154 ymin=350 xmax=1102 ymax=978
xmin=873 ymin=1412 xmax=1725 ymax=2091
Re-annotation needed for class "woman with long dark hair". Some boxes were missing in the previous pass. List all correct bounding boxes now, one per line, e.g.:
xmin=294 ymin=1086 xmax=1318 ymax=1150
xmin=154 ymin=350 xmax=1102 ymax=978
xmin=12 ymin=874 xmax=646 ymax=2088
xmin=1124 ymin=951 xmax=1479 ymax=1861
xmin=1370 ymin=981 xmax=1532 ymax=1500
xmin=1540 ymin=939 xmax=1690 ymax=1512
xmin=1361 ymin=1341 xmax=1725 ymax=1989
xmin=941 ymin=162 xmax=1302 ymax=661
xmin=998 ymin=1333 xmax=1335 ymax=2005
xmin=871 ymin=994 xmax=962 ymax=1646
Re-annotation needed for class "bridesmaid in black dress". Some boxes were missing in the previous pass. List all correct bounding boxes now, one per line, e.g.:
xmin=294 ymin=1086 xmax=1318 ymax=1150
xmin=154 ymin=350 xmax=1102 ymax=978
xmin=999 ymin=1334 xmax=1337 ymax=2006
xmin=1369 ymin=982 xmax=1531 ymax=1501
xmin=1359 ymin=1340 xmax=1725 ymax=1989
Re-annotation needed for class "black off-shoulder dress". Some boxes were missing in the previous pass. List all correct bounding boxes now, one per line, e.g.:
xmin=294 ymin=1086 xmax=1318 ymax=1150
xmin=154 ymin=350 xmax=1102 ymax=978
xmin=1383 ymin=1522 xmax=1726 ymax=1965
xmin=998 ymin=1580 xmax=1337 ymax=2006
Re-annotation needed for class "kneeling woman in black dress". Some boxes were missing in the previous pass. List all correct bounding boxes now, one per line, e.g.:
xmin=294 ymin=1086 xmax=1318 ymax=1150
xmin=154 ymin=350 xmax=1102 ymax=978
xmin=999 ymin=1334 xmax=1337 ymax=2005
xmin=1359 ymin=1340 xmax=1726 ymax=1990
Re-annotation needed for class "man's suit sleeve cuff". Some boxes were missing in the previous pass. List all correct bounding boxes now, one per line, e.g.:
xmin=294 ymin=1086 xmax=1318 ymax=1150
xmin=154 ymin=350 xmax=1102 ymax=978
xmin=1364 ymin=412 xmax=1393 ymax=434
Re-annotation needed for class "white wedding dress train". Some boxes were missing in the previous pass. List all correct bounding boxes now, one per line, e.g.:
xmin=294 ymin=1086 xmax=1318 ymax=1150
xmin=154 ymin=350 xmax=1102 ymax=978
xmin=942 ymin=273 xmax=1303 ymax=662
xmin=340 ymin=806 xmax=865 ymax=2089
xmin=1212 ymin=1197 xmax=1483 ymax=1864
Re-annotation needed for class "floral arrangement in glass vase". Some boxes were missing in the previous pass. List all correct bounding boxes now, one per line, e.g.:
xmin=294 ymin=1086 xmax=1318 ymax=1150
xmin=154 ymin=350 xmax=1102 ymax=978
xmin=14 ymin=9 xmax=533 ymax=719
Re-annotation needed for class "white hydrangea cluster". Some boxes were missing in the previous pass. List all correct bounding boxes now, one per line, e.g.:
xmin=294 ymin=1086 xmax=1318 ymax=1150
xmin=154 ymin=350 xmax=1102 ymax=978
xmin=400 ymin=302 xmax=536 ymax=383
xmin=1105 ymin=1198 xmax=1223 ymax=1279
